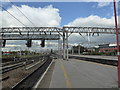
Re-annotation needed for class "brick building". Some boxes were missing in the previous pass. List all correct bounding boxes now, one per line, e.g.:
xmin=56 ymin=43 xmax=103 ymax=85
xmin=98 ymin=44 xmax=117 ymax=53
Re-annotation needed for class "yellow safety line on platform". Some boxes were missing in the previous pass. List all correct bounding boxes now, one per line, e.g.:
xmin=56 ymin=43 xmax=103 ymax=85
xmin=76 ymin=59 xmax=117 ymax=68
xmin=61 ymin=63 xmax=72 ymax=88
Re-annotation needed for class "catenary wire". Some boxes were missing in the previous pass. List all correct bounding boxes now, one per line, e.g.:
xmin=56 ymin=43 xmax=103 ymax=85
xmin=9 ymin=1 xmax=36 ymax=27
xmin=1 ymin=6 xmax=27 ymax=27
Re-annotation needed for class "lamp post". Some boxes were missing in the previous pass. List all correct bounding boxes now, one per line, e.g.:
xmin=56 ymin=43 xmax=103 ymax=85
xmin=113 ymin=0 xmax=120 ymax=88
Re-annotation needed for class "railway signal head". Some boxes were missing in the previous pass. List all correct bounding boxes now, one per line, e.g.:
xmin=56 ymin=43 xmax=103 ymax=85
xmin=2 ymin=40 xmax=6 ymax=47
xmin=26 ymin=39 xmax=32 ymax=47
xmin=41 ymin=39 xmax=45 ymax=47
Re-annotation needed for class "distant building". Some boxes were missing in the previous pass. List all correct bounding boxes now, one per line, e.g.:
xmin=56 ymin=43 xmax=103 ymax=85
xmin=87 ymin=47 xmax=96 ymax=52
xmin=71 ymin=45 xmax=88 ymax=54
xmin=98 ymin=44 xmax=117 ymax=53
xmin=2 ymin=51 xmax=12 ymax=55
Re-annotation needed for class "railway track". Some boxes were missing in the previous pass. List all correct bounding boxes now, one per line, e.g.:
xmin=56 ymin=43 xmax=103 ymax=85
xmin=2 ymin=55 xmax=46 ymax=67
xmin=69 ymin=55 xmax=118 ymax=66
xmin=1 ymin=58 xmax=43 ymax=74
xmin=1 ymin=55 xmax=47 ymax=74
xmin=11 ymin=57 xmax=52 ymax=90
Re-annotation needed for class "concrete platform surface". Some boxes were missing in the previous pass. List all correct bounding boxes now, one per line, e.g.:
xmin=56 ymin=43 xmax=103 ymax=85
xmin=49 ymin=59 xmax=118 ymax=88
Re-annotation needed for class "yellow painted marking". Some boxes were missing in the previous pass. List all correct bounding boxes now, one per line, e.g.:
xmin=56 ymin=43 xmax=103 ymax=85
xmin=60 ymin=63 xmax=72 ymax=88
xmin=75 ymin=59 xmax=117 ymax=68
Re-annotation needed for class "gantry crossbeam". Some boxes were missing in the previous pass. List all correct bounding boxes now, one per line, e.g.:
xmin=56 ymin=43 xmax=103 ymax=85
xmin=1 ymin=27 xmax=62 ymax=33
xmin=1 ymin=27 xmax=120 ymax=34
xmin=63 ymin=27 xmax=119 ymax=34
xmin=2 ymin=34 xmax=60 ymax=40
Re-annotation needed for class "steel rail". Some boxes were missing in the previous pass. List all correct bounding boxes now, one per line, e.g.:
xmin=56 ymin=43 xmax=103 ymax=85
xmin=11 ymin=57 xmax=52 ymax=89
xmin=1 ymin=60 xmax=36 ymax=74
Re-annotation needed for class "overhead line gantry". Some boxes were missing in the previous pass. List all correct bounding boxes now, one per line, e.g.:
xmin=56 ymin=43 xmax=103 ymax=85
xmin=1 ymin=27 xmax=118 ymax=34
xmin=1 ymin=26 xmax=120 ymax=60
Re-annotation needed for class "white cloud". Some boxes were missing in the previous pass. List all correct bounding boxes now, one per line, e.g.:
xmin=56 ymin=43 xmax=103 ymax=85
xmin=1 ymin=5 xmax=61 ymax=27
xmin=97 ymin=2 xmax=111 ymax=7
xmin=67 ymin=15 xmax=116 ymax=47
xmin=67 ymin=15 xmax=115 ymax=27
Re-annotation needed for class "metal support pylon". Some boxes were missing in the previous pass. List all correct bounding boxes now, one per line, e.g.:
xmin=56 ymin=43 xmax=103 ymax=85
xmin=113 ymin=0 xmax=120 ymax=88
xmin=66 ymin=31 xmax=69 ymax=60
xmin=63 ymin=30 xmax=66 ymax=60
xmin=72 ymin=47 xmax=74 ymax=55
xmin=78 ymin=44 xmax=80 ymax=55
xmin=58 ymin=39 xmax=62 ymax=59
xmin=62 ymin=29 xmax=69 ymax=60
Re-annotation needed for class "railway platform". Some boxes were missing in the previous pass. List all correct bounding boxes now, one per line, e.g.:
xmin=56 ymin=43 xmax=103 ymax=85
xmin=37 ymin=58 xmax=118 ymax=88
xmin=69 ymin=54 xmax=118 ymax=61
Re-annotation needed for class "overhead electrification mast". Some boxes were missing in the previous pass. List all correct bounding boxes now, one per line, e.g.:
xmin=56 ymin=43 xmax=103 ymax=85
xmin=113 ymin=0 xmax=120 ymax=88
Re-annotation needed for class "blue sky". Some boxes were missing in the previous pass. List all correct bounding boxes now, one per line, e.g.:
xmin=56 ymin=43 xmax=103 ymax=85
xmin=2 ymin=2 xmax=114 ymax=26
xmin=118 ymin=1 xmax=120 ymax=16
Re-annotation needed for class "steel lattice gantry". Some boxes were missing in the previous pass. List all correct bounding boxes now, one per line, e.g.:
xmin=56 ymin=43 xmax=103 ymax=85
xmin=2 ymin=34 xmax=60 ymax=40
xmin=0 ymin=27 xmax=62 ymax=40
xmin=1 ymin=27 xmax=120 ymax=60
xmin=1 ymin=27 xmax=119 ymax=33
